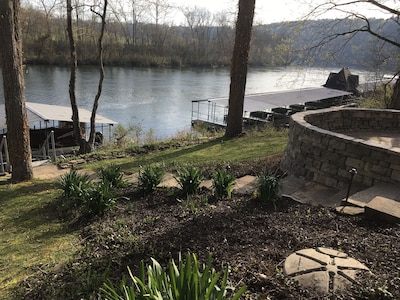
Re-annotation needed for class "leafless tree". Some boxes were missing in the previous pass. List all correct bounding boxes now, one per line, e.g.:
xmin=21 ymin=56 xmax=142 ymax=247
xmin=303 ymin=0 xmax=400 ymax=108
xmin=66 ymin=0 xmax=108 ymax=154
xmin=66 ymin=0 xmax=83 ymax=152
xmin=181 ymin=6 xmax=214 ymax=60
xmin=87 ymin=0 xmax=108 ymax=152
xmin=0 ymin=0 xmax=33 ymax=181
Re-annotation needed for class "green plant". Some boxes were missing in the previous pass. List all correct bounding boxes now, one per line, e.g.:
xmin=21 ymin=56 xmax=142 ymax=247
xmin=57 ymin=169 xmax=116 ymax=215
xmin=138 ymin=164 xmax=165 ymax=193
xmin=175 ymin=165 xmax=204 ymax=196
xmin=113 ymin=124 xmax=144 ymax=147
xmin=98 ymin=164 xmax=127 ymax=188
xmin=82 ymin=179 xmax=116 ymax=215
xmin=57 ymin=169 xmax=91 ymax=205
xmin=255 ymin=172 xmax=282 ymax=208
xmin=178 ymin=195 xmax=209 ymax=215
xmin=101 ymin=252 xmax=247 ymax=300
xmin=212 ymin=169 xmax=236 ymax=200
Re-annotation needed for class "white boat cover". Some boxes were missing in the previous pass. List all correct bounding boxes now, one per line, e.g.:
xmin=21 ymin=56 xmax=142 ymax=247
xmin=0 ymin=102 xmax=117 ymax=132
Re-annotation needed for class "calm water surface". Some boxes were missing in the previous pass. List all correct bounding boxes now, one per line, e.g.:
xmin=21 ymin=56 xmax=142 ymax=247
xmin=0 ymin=66 xmax=369 ymax=138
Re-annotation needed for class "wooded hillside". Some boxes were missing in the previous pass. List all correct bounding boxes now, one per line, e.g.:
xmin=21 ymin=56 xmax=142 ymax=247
xmin=20 ymin=5 xmax=399 ymax=70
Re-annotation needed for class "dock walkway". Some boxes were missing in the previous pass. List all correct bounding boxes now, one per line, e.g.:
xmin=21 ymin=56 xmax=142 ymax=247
xmin=191 ymin=86 xmax=354 ymax=128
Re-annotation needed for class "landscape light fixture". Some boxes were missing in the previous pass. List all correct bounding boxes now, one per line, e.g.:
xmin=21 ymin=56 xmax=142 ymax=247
xmin=344 ymin=168 xmax=357 ymax=203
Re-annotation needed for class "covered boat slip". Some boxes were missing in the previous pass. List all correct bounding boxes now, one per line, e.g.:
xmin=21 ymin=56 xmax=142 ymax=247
xmin=191 ymin=87 xmax=353 ymax=128
xmin=0 ymin=102 xmax=117 ymax=161
xmin=0 ymin=102 xmax=117 ymax=132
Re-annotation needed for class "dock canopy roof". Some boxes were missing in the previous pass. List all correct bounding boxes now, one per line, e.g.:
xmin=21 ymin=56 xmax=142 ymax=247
xmin=208 ymin=87 xmax=352 ymax=112
xmin=0 ymin=102 xmax=118 ymax=132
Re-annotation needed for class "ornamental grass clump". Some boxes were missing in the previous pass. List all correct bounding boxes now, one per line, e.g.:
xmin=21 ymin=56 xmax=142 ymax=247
xmin=57 ymin=169 xmax=91 ymax=206
xmin=98 ymin=164 xmax=127 ymax=188
xmin=100 ymin=252 xmax=247 ymax=300
xmin=175 ymin=165 xmax=204 ymax=196
xmin=138 ymin=164 xmax=165 ymax=193
xmin=82 ymin=179 xmax=116 ymax=215
xmin=255 ymin=172 xmax=282 ymax=209
xmin=212 ymin=169 xmax=236 ymax=200
xmin=57 ymin=169 xmax=116 ymax=215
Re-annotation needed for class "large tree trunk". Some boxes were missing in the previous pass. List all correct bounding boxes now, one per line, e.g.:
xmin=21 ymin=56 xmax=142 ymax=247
xmin=0 ymin=0 xmax=33 ymax=181
xmin=224 ymin=0 xmax=255 ymax=138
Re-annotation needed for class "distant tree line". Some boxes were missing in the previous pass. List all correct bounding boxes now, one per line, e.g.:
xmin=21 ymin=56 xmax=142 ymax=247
xmin=20 ymin=4 xmax=288 ymax=67
xmin=19 ymin=2 xmax=398 ymax=71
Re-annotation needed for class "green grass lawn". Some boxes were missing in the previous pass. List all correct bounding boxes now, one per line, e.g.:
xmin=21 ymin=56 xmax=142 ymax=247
xmin=0 ymin=128 xmax=288 ymax=299
xmin=84 ymin=129 xmax=288 ymax=173
xmin=0 ymin=180 xmax=80 ymax=299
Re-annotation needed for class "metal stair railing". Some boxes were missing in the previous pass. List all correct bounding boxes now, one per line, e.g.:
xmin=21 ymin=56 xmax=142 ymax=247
xmin=0 ymin=136 xmax=10 ymax=174
xmin=39 ymin=130 xmax=56 ymax=162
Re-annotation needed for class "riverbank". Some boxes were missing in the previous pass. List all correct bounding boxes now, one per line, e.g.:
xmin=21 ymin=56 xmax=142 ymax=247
xmin=1 ymin=65 xmax=371 ymax=139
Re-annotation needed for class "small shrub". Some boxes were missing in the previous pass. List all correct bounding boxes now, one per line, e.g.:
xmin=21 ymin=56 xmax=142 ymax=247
xmin=57 ymin=169 xmax=116 ymax=215
xmin=175 ymin=165 xmax=204 ymax=196
xmin=138 ymin=164 xmax=165 ymax=193
xmin=98 ymin=164 xmax=127 ymax=188
xmin=101 ymin=252 xmax=247 ymax=300
xmin=82 ymin=179 xmax=116 ymax=215
xmin=255 ymin=172 xmax=282 ymax=208
xmin=212 ymin=169 xmax=236 ymax=199
xmin=57 ymin=169 xmax=91 ymax=205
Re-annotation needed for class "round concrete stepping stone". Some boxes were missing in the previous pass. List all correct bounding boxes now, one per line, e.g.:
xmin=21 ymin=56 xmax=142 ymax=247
xmin=283 ymin=247 xmax=371 ymax=295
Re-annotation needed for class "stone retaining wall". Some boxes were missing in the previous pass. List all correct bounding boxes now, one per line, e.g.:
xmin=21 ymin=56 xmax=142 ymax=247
xmin=280 ymin=108 xmax=400 ymax=190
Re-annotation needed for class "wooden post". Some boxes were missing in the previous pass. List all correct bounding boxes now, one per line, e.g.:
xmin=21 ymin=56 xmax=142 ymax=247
xmin=50 ymin=130 xmax=56 ymax=162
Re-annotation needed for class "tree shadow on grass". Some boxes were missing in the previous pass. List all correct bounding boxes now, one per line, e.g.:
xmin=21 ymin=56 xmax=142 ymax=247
xmin=118 ymin=137 xmax=229 ymax=170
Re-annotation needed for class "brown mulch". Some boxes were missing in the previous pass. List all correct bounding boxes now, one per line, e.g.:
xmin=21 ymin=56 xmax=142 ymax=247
xmin=16 ymin=158 xmax=400 ymax=300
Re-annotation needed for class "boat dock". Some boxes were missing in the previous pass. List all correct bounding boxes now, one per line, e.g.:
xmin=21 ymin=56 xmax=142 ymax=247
xmin=191 ymin=67 xmax=391 ymax=130
xmin=191 ymin=86 xmax=354 ymax=129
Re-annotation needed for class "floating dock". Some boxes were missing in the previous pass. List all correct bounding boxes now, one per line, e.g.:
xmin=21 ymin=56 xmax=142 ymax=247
xmin=191 ymin=86 xmax=354 ymax=129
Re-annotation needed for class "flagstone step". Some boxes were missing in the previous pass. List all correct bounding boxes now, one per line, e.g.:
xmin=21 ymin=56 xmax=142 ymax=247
xmin=344 ymin=182 xmax=400 ymax=208
xmin=364 ymin=196 xmax=400 ymax=223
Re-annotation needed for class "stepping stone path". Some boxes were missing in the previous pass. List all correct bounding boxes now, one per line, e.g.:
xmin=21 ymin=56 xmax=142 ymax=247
xmin=283 ymin=247 xmax=371 ymax=296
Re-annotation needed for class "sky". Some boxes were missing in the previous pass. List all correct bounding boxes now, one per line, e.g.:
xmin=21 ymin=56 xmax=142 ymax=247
xmin=171 ymin=0 xmax=395 ymax=25
xmin=171 ymin=0 xmax=308 ymax=24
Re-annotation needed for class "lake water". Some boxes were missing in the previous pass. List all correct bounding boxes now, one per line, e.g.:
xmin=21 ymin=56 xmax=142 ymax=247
xmin=0 ymin=65 xmax=370 ymax=138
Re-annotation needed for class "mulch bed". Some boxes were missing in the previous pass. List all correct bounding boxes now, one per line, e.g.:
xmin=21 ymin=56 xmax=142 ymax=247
xmin=16 ymin=158 xmax=400 ymax=299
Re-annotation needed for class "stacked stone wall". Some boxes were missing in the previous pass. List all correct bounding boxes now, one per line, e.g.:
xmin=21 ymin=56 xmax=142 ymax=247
xmin=280 ymin=108 xmax=400 ymax=189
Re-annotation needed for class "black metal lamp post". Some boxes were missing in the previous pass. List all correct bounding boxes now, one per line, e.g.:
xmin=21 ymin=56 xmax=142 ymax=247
xmin=344 ymin=168 xmax=357 ymax=204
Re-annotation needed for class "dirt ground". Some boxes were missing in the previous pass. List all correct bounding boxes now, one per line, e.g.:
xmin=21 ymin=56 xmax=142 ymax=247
xmin=33 ymin=162 xmax=95 ymax=180
xmin=16 ymin=158 xmax=400 ymax=299
xmin=33 ymin=163 xmax=69 ymax=179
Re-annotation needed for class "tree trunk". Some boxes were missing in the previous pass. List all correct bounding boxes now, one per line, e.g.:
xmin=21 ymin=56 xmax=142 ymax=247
xmin=389 ymin=77 xmax=400 ymax=109
xmin=0 ymin=0 xmax=33 ymax=181
xmin=224 ymin=0 xmax=256 ymax=138
xmin=87 ymin=0 xmax=108 ymax=153
xmin=66 ymin=0 xmax=86 ymax=153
